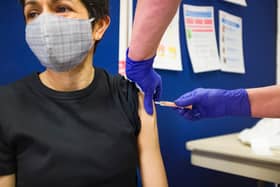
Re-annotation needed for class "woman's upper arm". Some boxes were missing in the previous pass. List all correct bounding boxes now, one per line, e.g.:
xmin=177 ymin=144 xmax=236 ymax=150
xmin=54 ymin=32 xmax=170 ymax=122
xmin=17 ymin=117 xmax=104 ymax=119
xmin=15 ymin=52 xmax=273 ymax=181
xmin=0 ymin=174 xmax=16 ymax=187
xmin=137 ymin=93 xmax=160 ymax=151
xmin=137 ymin=93 xmax=168 ymax=187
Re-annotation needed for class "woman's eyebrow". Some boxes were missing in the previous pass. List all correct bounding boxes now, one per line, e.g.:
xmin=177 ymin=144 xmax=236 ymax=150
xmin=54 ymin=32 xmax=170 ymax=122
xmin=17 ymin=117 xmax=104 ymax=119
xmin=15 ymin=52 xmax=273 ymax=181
xmin=51 ymin=0 xmax=74 ymax=4
xmin=24 ymin=0 xmax=39 ymax=7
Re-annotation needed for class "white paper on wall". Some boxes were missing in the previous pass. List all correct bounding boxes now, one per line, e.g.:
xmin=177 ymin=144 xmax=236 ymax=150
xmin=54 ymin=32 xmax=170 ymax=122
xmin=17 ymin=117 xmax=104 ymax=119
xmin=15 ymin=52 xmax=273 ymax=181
xmin=183 ymin=4 xmax=220 ymax=73
xmin=223 ymin=0 xmax=247 ymax=7
xmin=219 ymin=10 xmax=245 ymax=74
xmin=118 ymin=0 xmax=133 ymax=75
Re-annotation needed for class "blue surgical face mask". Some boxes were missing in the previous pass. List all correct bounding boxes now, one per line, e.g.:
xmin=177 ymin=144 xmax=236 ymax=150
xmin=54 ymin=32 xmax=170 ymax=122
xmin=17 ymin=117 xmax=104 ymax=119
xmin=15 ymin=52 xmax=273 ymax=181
xmin=26 ymin=14 xmax=95 ymax=72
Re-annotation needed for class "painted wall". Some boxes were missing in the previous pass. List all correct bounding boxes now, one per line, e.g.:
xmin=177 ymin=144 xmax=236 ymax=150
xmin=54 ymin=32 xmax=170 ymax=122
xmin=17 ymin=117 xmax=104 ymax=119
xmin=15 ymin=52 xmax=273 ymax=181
xmin=156 ymin=0 xmax=276 ymax=186
xmin=0 ymin=0 xmax=277 ymax=187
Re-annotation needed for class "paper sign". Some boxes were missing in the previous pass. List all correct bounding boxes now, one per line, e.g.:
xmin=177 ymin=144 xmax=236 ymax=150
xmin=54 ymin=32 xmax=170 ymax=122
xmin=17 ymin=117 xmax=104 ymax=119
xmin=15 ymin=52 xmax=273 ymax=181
xmin=223 ymin=0 xmax=247 ymax=7
xmin=183 ymin=5 xmax=220 ymax=73
xmin=219 ymin=10 xmax=245 ymax=74
xmin=118 ymin=0 xmax=133 ymax=75
xmin=153 ymin=8 xmax=183 ymax=71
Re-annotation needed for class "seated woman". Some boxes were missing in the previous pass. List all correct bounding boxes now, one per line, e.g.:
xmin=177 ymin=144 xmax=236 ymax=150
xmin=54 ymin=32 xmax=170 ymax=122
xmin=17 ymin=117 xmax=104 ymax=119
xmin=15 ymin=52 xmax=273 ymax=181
xmin=0 ymin=0 xmax=168 ymax=186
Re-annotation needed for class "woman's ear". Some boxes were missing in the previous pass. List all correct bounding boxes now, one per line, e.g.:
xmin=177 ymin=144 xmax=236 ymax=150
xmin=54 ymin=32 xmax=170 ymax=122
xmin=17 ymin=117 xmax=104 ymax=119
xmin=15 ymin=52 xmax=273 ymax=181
xmin=92 ymin=16 xmax=111 ymax=41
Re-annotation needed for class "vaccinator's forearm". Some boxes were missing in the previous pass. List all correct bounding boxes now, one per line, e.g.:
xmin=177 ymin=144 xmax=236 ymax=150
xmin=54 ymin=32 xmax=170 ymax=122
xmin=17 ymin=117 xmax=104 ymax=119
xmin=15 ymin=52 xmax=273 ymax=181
xmin=129 ymin=0 xmax=181 ymax=60
xmin=247 ymin=85 xmax=280 ymax=118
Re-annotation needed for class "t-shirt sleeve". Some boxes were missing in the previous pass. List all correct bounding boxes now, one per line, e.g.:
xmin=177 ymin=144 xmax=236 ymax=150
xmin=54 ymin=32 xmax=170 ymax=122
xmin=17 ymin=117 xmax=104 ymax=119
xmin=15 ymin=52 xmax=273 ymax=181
xmin=0 ymin=125 xmax=16 ymax=175
xmin=111 ymin=75 xmax=141 ymax=136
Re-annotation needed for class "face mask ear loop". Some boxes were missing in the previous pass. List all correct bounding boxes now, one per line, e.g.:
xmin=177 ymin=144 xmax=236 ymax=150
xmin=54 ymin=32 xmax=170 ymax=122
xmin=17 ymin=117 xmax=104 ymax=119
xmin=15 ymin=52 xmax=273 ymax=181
xmin=89 ymin=18 xmax=95 ymax=23
xmin=88 ymin=17 xmax=96 ymax=49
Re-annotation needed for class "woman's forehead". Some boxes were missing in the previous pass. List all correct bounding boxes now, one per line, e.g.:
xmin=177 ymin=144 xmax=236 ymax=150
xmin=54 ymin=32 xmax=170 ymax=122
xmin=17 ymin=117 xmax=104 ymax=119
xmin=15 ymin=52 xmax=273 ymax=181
xmin=24 ymin=0 xmax=80 ymax=6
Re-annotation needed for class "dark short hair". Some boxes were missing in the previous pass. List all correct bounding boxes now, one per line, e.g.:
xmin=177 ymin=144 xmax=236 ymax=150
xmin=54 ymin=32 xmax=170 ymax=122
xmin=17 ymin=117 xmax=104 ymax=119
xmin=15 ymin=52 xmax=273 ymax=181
xmin=81 ymin=0 xmax=109 ymax=20
xmin=79 ymin=0 xmax=110 ymax=52
xmin=20 ymin=0 xmax=110 ymax=52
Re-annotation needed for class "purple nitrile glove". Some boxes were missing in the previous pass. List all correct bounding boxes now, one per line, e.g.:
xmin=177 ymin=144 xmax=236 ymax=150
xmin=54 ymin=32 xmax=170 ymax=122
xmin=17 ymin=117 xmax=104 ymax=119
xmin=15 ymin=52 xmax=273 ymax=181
xmin=174 ymin=88 xmax=251 ymax=120
xmin=126 ymin=49 xmax=162 ymax=115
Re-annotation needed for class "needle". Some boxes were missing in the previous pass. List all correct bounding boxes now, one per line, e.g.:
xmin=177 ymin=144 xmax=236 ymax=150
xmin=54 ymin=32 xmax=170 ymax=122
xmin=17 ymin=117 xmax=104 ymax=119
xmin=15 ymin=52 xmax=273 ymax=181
xmin=154 ymin=101 xmax=192 ymax=110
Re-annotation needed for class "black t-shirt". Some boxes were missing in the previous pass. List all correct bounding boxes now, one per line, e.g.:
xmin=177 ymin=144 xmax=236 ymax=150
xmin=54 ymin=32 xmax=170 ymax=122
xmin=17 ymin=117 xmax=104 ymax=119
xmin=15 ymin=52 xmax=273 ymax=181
xmin=0 ymin=68 xmax=140 ymax=187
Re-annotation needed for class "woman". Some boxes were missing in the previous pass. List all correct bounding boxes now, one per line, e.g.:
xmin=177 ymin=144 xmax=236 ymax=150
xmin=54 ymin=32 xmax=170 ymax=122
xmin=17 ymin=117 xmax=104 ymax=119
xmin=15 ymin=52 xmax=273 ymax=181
xmin=0 ymin=0 xmax=168 ymax=186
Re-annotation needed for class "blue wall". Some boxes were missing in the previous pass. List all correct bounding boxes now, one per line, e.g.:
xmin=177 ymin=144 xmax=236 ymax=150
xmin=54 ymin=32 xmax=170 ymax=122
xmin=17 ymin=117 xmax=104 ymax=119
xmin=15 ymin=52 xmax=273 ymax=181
xmin=0 ymin=0 xmax=276 ymax=187
xmin=157 ymin=0 xmax=277 ymax=187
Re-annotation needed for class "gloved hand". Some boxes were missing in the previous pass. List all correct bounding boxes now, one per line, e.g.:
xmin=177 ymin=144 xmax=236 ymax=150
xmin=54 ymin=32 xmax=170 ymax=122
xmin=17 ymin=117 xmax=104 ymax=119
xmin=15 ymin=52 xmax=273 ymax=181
xmin=174 ymin=88 xmax=251 ymax=120
xmin=126 ymin=49 xmax=162 ymax=115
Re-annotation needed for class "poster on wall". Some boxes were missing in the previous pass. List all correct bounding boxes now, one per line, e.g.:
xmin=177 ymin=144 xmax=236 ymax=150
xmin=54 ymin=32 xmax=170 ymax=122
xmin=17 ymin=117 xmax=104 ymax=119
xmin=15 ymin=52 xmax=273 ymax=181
xmin=183 ymin=4 xmax=220 ymax=73
xmin=223 ymin=0 xmax=247 ymax=7
xmin=219 ymin=10 xmax=245 ymax=74
xmin=153 ymin=8 xmax=183 ymax=71
xmin=118 ymin=0 xmax=133 ymax=76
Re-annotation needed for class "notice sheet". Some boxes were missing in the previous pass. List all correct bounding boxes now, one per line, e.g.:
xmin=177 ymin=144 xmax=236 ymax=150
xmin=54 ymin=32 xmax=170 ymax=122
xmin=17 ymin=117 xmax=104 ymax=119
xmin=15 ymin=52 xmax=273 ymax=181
xmin=183 ymin=4 xmax=220 ymax=73
xmin=223 ymin=0 xmax=247 ymax=7
xmin=219 ymin=10 xmax=245 ymax=74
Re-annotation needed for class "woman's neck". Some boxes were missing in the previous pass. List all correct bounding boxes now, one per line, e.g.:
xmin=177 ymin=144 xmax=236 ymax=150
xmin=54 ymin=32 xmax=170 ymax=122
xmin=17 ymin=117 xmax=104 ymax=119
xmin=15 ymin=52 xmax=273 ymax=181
xmin=39 ymin=54 xmax=95 ymax=92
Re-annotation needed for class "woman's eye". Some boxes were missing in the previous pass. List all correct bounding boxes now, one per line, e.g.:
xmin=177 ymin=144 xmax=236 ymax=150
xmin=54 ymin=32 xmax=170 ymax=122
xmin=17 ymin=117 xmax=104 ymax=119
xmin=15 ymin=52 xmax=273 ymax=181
xmin=56 ymin=6 xmax=71 ymax=13
xmin=27 ymin=11 xmax=40 ymax=19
